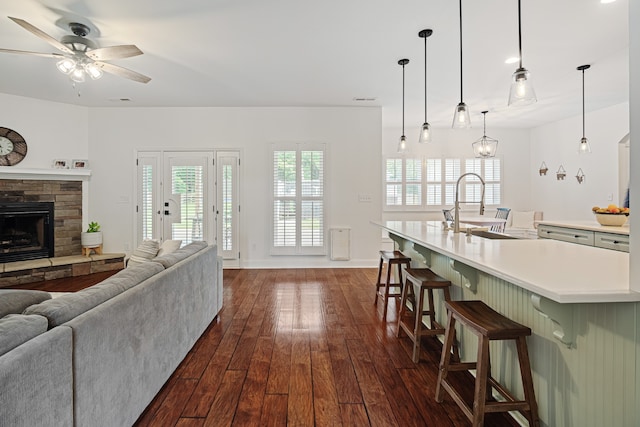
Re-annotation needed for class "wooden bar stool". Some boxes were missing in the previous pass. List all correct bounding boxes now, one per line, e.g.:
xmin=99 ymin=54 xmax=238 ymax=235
xmin=374 ymin=250 xmax=411 ymax=320
xmin=435 ymin=300 xmax=539 ymax=427
xmin=396 ymin=268 xmax=458 ymax=363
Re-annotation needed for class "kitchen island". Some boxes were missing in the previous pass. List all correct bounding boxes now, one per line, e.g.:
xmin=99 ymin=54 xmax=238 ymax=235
xmin=372 ymin=220 xmax=640 ymax=427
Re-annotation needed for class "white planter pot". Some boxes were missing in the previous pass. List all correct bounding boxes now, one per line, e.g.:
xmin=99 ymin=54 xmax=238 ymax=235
xmin=81 ymin=231 xmax=103 ymax=248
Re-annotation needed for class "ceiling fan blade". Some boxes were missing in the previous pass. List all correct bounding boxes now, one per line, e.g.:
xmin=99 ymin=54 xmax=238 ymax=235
xmin=0 ymin=48 xmax=64 ymax=58
xmin=8 ymin=17 xmax=73 ymax=55
xmin=86 ymin=45 xmax=143 ymax=61
xmin=96 ymin=62 xmax=151 ymax=84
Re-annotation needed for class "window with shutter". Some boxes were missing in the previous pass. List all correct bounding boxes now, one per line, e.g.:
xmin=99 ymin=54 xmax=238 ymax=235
xmin=272 ymin=144 xmax=325 ymax=255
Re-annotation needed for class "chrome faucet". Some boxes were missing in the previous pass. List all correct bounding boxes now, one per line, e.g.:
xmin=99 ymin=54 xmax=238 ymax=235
xmin=453 ymin=172 xmax=486 ymax=233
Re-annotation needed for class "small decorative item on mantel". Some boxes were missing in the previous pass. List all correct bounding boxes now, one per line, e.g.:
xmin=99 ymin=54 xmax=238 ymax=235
xmin=575 ymin=168 xmax=585 ymax=184
xmin=539 ymin=161 xmax=548 ymax=176
xmin=556 ymin=165 xmax=566 ymax=180
xmin=81 ymin=221 xmax=103 ymax=257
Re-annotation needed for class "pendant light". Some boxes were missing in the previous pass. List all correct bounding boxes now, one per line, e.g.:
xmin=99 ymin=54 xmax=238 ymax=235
xmin=418 ymin=29 xmax=433 ymax=143
xmin=472 ymin=111 xmax=498 ymax=158
xmin=508 ymin=0 xmax=537 ymax=106
xmin=397 ymin=58 xmax=410 ymax=153
xmin=452 ymin=0 xmax=470 ymax=128
xmin=577 ymin=64 xmax=591 ymax=154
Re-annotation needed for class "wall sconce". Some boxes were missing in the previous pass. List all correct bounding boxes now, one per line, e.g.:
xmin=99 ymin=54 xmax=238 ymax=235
xmin=575 ymin=168 xmax=585 ymax=184
xmin=556 ymin=165 xmax=566 ymax=180
xmin=539 ymin=161 xmax=548 ymax=176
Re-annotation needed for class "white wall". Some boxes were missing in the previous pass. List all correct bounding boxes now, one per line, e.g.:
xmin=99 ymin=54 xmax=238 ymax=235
xmin=0 ymin=93 xmax=88 ymax=167
xmin=87 ymin=106 xmax=382 ymax=267
xmin=530 ymin=102 xmax=629 ymax=221
xmin=380 ymin=123 xmax=532 ymax=221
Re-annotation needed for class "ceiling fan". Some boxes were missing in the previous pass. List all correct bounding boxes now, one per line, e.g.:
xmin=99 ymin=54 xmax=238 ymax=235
xmin=0 ymin=16 xmax=150 ymax=84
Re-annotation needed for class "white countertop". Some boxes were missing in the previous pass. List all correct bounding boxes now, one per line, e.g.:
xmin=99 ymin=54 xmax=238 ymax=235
xmin=372 ymin=220 xmax=638 ymax=304
xmin=538 ymin=220 xmax=629 ymax=235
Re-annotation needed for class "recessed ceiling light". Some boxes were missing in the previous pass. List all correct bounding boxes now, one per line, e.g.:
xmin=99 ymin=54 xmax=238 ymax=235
xmin=505 ymin=57 xmax=520 ymax=64
xmin=601 ymin=0 xmax=616 ymax=3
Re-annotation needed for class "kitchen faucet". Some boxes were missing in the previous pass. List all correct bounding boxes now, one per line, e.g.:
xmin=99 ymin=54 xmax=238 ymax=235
xmin=453 ymin=172 xmax=486 ymax=233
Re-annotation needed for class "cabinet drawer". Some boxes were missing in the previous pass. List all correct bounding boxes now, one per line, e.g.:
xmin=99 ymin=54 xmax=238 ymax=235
xmin=594 ymin=232 xmax=629 ymax=252
xmin=537 ymin=224 xmax=594 ymax=246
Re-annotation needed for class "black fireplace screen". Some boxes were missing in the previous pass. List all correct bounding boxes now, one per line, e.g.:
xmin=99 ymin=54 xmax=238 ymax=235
xmin=0 ymin=202 xmax=54 ymax=262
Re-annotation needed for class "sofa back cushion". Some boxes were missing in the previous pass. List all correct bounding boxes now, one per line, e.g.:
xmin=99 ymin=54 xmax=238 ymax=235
xmin=0 ymin=289 xmax=51 ymax=318
xmin=23 ymin=262 xmax=164 ymax=328
xmin=0 ymin=314 xmax=48 ymax=357
xmin=152 ymin=241 xmax=208 ymax=268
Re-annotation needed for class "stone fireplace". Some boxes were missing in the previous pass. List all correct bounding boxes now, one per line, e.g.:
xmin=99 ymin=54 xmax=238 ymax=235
xmin=0 ymin=179 xmax=82 ymax=258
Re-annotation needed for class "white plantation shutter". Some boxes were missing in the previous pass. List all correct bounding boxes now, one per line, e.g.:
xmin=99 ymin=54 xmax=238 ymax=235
xmin=141 ymin=164 xmax=154 ymax=240
xmin=386 ymin=159 xmax=402 ymax=206
xmin=405 ymin=158 xmax=422 ymax=206
xmin=383 ymin=156 xmax=501 ymax=209
xmin=272 ymin=144 xmax=325 ymax=255
xmin=170 ymin=164 xmax=205 ymax=244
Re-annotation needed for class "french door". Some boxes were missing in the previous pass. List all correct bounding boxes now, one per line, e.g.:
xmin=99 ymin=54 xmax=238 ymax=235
xmin=216 ymin=151 xmax=240 ymax=265
xmin=136 ymin=150 xmax=240 ymax=265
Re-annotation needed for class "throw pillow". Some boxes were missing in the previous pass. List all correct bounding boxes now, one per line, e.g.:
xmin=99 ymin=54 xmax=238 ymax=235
xmin=157 ymin=239 xmax=182 ymax=256
xmin=510 ymin=211 xmax=535 ymax=229
xmin=128 ymin=239 xmax=160 ymax=267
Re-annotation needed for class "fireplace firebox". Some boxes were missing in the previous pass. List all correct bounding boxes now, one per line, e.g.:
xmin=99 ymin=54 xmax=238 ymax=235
xmin=0 ymin=202 xmax=54 ymax=263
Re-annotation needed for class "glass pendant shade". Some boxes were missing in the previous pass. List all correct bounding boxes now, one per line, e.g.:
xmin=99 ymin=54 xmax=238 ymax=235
xmin=84 ymin=63 xmax=103 ymax=80
xmin=397 ymin=135 xmax=407 ymax=153
xmin=70 ymin=68 xmax=85 ymax=83
xmin=578 ymin=137 xmax=591 ymax=154
xmin=508 ymin=67 xmax=537 ymax=106
xmin=452 ymin=102 xmax=470 ymax=129
xmin=418 ymin=122 xmax=431 ymax=144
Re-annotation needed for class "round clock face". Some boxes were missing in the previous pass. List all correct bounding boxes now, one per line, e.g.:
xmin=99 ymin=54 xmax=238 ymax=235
xmin=0 ymin=127 xmax=27 ymax=166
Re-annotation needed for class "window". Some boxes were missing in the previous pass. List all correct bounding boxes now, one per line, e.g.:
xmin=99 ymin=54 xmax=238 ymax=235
xmin=271 ymin=143 xmax=325 ymax=255
xmin=384 ymin=157 xmax=501 ymax=210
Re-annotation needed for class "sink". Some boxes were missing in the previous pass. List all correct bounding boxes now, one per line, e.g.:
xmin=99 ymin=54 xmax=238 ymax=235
xmin=469 ymin=230 xmax=519 ymax=240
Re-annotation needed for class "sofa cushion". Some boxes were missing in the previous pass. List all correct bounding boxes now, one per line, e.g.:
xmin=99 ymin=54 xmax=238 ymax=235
xmin=128 ymin=239 xmax=160 ymax=267
xmin=0 ymin=289 xmax=51 ymax=318
xmin=152 ymin=241 xmax=208 ymax=268
xmin=510 ymin=211 xmax=536 ymax=229
xmin=157 ymin=239 xmax=182 ymax=256
xmin=23 ymin=263 xmax=163 ymax=328
xmin=0 ymin=314 xmax=48 ymax=357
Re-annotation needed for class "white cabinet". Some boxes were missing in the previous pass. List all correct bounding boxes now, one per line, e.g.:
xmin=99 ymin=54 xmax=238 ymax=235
xmin=538 ymin=224 xmax=629 ymax=252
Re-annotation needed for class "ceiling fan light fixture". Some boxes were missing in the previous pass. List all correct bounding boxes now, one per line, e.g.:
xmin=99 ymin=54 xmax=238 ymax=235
xmin=56 ymin=58 xmax=76 ymax=74
xmin=70 ymin=67 xmax=85 ymax=83
xmin=84 ymin=62 xmax=103 ymax=80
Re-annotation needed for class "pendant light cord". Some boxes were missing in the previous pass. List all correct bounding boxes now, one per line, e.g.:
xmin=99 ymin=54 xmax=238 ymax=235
xmin=459 ymin=0 xmax=464 ymax=103
xmin=582 ymin=69 xmax=585 ymax=138
xmin=424 ymin=35 xmax=428 ymax=122
xmin=402 ymin=61 xmax=406 ymax=135
xmin=518 ymin=0 xmax=523 ymax=69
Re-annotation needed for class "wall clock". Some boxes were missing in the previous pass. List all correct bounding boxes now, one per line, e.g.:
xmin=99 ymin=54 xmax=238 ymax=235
xmin=0 ymin=127 xmax=27 ymax=166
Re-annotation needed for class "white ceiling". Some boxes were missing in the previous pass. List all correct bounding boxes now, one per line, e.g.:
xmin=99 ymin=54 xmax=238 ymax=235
xmin=0 ymin=0 xmax=630 ymax=129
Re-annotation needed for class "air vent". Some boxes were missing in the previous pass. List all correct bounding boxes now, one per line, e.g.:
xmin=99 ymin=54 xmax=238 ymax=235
xmin=352 ymin=97 xmax=377 ymax=102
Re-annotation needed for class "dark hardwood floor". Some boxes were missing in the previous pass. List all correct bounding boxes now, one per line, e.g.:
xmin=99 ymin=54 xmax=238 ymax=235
xmin=28 ymin=268 xmax=518 ymax=426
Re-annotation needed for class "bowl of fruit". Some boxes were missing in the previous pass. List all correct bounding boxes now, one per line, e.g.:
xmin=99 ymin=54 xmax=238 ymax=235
xmin=592 ymin=204 xmax=629 ymax=226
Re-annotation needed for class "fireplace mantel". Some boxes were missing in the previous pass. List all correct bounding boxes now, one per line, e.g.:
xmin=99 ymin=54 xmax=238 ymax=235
xmin=0 ymin=167 xmax=91 ymax=181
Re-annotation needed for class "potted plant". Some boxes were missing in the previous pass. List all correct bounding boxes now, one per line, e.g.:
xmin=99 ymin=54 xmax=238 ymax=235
xmin=81 ymin=221 xmax=103 ymax=248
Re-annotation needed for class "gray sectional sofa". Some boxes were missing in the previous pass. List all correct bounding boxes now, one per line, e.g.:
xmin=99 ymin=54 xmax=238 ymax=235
xmin=0 ymin=241 xmax=223 ymax=427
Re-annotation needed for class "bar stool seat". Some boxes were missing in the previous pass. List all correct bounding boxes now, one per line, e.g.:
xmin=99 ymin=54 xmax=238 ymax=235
xmin=396 ymin=268 xmax=457 ymax=363
xmin=374 ymin=250 xmax=411 ymax=320
xmin=435 ymin=300 xmax=539 ymax=427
